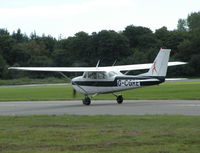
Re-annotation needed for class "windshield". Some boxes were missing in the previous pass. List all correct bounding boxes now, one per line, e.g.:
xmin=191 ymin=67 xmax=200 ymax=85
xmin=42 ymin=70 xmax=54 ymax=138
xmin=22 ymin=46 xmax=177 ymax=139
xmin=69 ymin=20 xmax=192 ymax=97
xmin=84 ymin=72 xmax=107 ymax=79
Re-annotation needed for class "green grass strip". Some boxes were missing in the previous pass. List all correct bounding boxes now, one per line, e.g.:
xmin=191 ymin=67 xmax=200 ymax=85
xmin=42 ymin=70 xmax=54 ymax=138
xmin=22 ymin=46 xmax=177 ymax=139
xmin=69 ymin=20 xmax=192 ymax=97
xmin=0 ymin=115 xmax=200 ymax=153
xmin=0 ymin=81 xmax=200 ymax=101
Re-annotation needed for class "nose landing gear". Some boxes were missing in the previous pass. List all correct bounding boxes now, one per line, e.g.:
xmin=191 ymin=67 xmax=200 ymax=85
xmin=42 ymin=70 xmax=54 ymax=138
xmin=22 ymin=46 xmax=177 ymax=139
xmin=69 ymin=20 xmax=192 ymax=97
xmin=116 ymin=95 xmax=123 ymax=104
xmin=82 ymin=96 xmax=91 ymax=105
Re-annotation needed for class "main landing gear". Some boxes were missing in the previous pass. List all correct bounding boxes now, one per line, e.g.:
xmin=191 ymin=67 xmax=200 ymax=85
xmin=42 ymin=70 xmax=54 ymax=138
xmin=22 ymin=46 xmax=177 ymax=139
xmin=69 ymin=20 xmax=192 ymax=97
xmin=82 ymin=94 xmax=124 ymax=105
xmin=112 ymin=93 xmax=124 ymax=104
xmin=82 ymin=96 xmax=91 ymax=105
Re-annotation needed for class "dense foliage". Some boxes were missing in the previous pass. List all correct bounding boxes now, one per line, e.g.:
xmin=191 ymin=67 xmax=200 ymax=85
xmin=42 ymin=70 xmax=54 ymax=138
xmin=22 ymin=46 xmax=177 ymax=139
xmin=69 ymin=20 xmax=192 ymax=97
xmin=0 ymin=12 xmax=200 ymax=79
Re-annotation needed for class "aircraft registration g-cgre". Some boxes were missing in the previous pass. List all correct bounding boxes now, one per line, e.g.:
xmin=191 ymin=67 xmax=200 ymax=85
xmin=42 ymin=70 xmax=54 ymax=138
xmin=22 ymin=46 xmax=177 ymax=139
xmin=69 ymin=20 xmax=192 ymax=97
xmin=9 ymin=49 xmax=186 ymax=105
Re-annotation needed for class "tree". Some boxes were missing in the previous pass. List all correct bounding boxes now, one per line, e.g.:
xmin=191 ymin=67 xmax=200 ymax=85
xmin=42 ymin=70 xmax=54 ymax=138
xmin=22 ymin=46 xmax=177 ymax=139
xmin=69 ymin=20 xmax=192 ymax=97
xmin=12 ymin=29 xmax=28 ymax=42
xmin=0 ymin=55 xmax=7 ymax=78
xmin=187 ymin=12 xmax=200 ymax=31
xmin=0 ymin=34 xmax=16 ymax=65
xmin=52 ymin=49 xmax=72 ymax=66
xmin=137 ymin=33 xmax=158 ymax=49
xmin=90 ymin=30 xmax=130 ymax=66
xmin=27 ymin=56 xmax=54 ymax=78
xmin=9 ymin=42 xmax=31 ymax=65
xmin=35 ymin=35 xmax=57 ymax=53
xmin=24 ymin=40 xmax=49 ymax=56
xmin=189 ymin=54 xmax=200 ymax=75
xmin=123 ymin=25 xmax=152 ymax=48
xmin=71 ymin=32 xmax=91 ymax=66
xmin=0 ymin=29 xmax=9 ymax=35
xmin=55 ymin=33 xmax=90 ymax=67
xmin=155 ymin=26 xmax=169 ymax=48
xmin=177 ymin=19 xmax=188 ymax=32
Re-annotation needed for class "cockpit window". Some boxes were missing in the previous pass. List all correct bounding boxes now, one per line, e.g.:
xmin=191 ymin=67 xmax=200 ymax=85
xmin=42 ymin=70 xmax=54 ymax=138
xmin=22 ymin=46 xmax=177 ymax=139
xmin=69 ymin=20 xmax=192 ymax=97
xmin=85 ymin=72 xmax=107 ymax=79
xmin=97 ymin=72 xmax=106 ymax=79
xmin=88 ymin=72 xmax=97 ymax=79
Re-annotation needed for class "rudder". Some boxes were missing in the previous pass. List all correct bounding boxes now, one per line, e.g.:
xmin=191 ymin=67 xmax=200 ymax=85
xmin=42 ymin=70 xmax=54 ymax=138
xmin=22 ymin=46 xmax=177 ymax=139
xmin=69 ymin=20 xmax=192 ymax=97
xmin=142 ymin=49 xmax=171 ymax=77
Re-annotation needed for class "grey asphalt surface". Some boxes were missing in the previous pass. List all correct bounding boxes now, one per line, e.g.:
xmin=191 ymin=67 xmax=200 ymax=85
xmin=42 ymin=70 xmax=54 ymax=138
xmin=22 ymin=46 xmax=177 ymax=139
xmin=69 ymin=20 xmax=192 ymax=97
xmin=0 ymin=100 xmax=200 ymax=116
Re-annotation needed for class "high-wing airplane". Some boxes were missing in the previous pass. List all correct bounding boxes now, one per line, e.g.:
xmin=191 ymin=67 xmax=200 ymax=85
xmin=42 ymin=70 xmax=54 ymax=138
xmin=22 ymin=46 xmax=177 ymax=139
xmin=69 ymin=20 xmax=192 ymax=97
xmin=9 ymin=49 xmax=186 ymax=105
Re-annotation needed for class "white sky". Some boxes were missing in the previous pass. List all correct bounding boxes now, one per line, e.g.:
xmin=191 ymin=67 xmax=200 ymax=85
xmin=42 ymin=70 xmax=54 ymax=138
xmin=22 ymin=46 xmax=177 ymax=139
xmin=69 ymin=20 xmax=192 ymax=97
xmin=0 ymin=0 xmax=200 ymax=38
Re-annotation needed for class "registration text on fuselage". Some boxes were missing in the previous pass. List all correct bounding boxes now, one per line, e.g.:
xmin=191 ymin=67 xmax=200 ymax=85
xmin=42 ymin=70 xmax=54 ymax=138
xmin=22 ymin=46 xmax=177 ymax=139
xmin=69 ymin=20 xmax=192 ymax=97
xmin=117 ymin=79 xmax=140 ymax=87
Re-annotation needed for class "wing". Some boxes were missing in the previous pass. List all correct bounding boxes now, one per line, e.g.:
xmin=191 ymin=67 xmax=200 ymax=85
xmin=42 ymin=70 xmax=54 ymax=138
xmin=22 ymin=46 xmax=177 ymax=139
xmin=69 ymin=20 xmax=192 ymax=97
xmin=8 ymin=61 xmax=186 ymax=72
xmin=110 ymin=61 xmax=187 ymax=71
xmin=8 ymin=67 xmax=99 ymax=72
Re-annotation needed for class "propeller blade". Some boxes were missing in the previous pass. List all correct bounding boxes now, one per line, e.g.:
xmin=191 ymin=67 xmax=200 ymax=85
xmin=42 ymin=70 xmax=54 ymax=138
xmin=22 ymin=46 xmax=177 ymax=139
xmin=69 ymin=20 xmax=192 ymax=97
xmin=73 ymin=89 xmax=77 ymax=98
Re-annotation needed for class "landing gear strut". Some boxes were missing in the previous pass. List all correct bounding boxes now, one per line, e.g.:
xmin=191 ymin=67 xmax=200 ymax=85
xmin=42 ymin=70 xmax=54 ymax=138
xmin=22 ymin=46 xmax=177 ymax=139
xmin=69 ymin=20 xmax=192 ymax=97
xmin=116 ymin=95 xmax=123 ymax=104
xmin=82 ymin=96 xmax=91 ymax=105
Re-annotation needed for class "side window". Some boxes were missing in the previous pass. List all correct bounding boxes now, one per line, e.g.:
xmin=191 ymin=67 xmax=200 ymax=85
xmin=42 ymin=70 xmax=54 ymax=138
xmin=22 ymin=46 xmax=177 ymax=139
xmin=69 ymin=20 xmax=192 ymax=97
xmin=88 ymin=72 xmax=97 ymax=79
xmin=97 ymin=72 xmax=106 ymax=79
xmin=87 ymin=72 xmax=107 ymax=79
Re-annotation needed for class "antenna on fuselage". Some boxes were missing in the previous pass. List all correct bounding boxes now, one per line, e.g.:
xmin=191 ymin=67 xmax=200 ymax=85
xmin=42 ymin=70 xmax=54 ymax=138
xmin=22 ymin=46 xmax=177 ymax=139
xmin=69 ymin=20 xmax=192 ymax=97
xmin=96 ymin=60 xmax=101 ymax=68
xmin=112 ymin=59 xmax=117 ymax=66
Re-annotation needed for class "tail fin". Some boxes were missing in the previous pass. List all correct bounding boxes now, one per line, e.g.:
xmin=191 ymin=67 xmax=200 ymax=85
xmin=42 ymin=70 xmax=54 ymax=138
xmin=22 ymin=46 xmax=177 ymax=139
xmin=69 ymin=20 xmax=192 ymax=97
xmin=142 ymin=49 xmax=171 ymax=77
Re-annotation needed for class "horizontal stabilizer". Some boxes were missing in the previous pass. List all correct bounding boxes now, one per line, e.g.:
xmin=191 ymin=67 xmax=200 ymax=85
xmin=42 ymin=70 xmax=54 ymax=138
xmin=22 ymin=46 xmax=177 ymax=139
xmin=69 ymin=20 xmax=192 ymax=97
xmin=165 ymin=78 xmax=188 ymax=81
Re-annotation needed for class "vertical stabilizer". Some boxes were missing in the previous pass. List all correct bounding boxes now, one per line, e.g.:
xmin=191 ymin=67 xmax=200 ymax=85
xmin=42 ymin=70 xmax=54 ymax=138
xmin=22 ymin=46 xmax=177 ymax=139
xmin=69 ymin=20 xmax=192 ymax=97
xmin=142 ymin=49 xmax=171 ymax=77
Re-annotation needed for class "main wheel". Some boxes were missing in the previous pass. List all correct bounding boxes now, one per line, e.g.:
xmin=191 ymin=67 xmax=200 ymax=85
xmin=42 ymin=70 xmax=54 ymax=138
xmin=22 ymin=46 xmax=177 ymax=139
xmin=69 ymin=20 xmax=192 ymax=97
xmin=82 ymin=97 xmax=91 ymax=105
xmin=116 ymin=95 xmax=123 ymax=104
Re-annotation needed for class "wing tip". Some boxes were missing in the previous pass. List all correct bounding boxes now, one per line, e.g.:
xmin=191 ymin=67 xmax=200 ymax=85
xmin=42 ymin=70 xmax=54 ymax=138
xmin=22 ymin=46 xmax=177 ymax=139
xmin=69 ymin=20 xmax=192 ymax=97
xmin=8 ymin=67 xmax=14 ymax=70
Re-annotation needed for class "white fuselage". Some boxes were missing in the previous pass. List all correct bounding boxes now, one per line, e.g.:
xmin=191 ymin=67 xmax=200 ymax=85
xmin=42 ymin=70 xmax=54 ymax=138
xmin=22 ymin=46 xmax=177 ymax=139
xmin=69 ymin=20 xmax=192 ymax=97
xmin=71 ymin=71 xmax=163 ymax=95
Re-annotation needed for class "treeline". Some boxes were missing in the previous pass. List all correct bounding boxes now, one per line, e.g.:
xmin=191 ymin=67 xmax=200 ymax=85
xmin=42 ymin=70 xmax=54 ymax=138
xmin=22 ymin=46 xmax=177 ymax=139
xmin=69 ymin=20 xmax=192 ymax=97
xmin=0 ymin=11 xmax=200 ymax=79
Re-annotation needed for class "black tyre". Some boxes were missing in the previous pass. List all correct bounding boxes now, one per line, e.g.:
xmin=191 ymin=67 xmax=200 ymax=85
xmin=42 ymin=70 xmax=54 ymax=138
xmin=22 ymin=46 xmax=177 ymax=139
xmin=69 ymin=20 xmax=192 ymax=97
xmin=116 ymin=95 xmax=123 ymax=104
xmin=82 ymin=97 xmax=91 ymax=105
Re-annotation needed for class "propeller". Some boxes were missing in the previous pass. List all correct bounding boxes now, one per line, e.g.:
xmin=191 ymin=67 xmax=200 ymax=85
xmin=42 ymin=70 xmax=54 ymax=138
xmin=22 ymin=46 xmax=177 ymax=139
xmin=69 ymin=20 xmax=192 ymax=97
xmin=73 ymin=89 xmax=77 ymax=98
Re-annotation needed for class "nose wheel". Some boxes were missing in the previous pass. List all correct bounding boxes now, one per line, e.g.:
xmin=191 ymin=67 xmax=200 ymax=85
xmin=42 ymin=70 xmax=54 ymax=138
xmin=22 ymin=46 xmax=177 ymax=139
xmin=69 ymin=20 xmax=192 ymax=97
xmin=116 ymin=95 xmax=123 ymax=104
xmin=82 ymin=96 xmax=91 ymax=105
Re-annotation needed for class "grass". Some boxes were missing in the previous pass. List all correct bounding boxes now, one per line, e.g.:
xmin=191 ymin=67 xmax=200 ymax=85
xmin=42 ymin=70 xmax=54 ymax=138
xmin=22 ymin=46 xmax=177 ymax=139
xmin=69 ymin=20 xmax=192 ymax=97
xmin=0 ymin=81 xmax=200 ymax=101
xmin=0 ymin=115 xmax=200 ymax=153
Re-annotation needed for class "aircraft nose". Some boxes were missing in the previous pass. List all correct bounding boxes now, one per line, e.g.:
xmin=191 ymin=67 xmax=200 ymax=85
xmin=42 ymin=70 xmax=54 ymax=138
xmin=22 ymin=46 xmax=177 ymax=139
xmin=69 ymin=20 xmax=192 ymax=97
xmin=71 ymin=77 xmax=79 ymax=85
xmin=71 ymin=78 xmax=75 ymax=85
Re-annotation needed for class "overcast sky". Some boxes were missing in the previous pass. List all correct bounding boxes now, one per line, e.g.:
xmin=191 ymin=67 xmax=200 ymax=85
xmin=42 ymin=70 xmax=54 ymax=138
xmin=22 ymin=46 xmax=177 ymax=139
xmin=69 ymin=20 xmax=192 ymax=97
xmin=0 ymin=0 xmax=200 ymax=38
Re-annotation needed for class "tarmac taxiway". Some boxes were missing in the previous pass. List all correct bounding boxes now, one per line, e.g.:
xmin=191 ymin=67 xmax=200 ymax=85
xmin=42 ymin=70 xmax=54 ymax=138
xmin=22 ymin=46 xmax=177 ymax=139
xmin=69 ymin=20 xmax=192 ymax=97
xmin=0 ymin=100 xmax=200 ymax=116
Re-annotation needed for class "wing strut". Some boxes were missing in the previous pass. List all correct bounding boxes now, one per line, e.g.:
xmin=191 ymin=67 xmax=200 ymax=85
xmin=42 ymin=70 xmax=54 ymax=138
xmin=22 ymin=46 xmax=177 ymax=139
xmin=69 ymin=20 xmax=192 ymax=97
xmin=72 ymin=81 xmax=88 ymax=95
xmin=58 ymin=71 xmax=88 ymax=95
xmin=58 ymin=72 xmax=71 ymax=80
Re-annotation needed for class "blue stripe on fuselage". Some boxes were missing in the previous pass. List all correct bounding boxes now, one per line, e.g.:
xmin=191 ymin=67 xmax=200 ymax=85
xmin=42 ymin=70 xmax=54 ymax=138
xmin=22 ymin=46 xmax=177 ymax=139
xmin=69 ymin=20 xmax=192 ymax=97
xmin=72 ymin=76 xmax=164 ymax=87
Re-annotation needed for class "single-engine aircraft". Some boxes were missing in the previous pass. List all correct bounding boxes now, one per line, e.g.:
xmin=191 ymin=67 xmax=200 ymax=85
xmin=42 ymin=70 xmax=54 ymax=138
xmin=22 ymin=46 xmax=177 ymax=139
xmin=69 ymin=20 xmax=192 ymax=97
xmin=9 ymin=49 xmax=186 ymax=105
